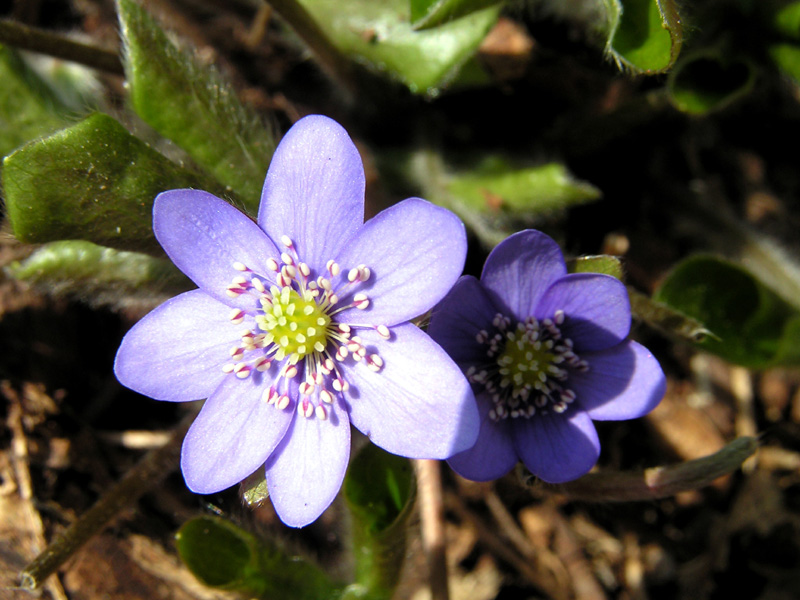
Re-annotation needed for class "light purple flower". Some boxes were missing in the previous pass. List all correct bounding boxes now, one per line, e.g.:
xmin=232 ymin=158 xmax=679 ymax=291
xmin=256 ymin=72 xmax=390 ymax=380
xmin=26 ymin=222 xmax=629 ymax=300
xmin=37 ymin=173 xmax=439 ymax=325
xmin=114 ymin=115 xmax=479 ymax=527
xmin=428 ymin=230 xmax=666 ymax=483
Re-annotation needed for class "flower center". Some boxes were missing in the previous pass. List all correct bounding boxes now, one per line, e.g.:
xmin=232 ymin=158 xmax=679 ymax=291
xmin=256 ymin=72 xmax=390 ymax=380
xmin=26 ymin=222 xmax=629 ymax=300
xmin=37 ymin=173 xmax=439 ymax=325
xmin=255 ymin=288 xmax=331 ymax=362
xmin=468 ymin=311 xmax=589 ymax=422
xmin=219 ymin=235 xmax=389 ymax=421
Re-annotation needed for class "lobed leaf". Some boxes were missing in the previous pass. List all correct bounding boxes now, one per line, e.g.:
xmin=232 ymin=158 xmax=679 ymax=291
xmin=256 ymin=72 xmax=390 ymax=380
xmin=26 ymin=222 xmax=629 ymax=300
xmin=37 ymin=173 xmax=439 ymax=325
xmin=3 ymin=113 xmax=220 ymax=255
xmin=410 ymin=0 xmax=504 ymax=30
xmin=7 ymin=240 xmax=189 ymax=308
xmin=654 ymin=255 xmax=800 ymax=368
xmin=668 ymin=50 xmax=756 ymax=115
xmin=116 ymin=0 xmax=275 ymax=213
xmin=606 ymin=0 xmax=683 ymax=74
xmin=296 ymin=0 xmax=500 ymax=95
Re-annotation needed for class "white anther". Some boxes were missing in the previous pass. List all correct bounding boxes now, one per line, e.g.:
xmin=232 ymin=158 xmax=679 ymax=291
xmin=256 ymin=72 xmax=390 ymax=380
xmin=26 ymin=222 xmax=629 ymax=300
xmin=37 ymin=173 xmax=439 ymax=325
xmin=266 ymin=258 xmax=279 ymax=272
xmin=281 ymin=235 xmax=293 ymax=248
xmin=348 ymin=267 xmax=360 ymax=282
xmin=320 ymin=389 xmax=334 ymax=404
xmin=281 ymin=252 xmax=294 ymax=266
xmin=233 ymin=261 xmax=248 ymax=271
xmin=222 ymin=363 xmax=235 ymax=373
xmin=229 ymin=309 xmax=245 ymax=324
xmin=326 ymin=260 xmax=340 ymax=276
xmin=299 ymin=400 xmax=314 ymax=418
xmin=276 ymin=394 xmax=291 ymax=410
xmin=315 ymin=405 xmax=328 ymax=420
xmin=299 ymin=263 xmax=311 ymax=277
xmin=251 ymin=277 xmax=266 ymax=293
xmin=367 ymin=354 xmax=384 ymax=372
xmin=234 ymin=363 xmax=251 ymax=379
xmin=353 ymin=293 xmax=369 ymax=309
xmin=376 ymin=324 xmax=391 ymax=339
xmin=283 ymin=365 xmax=298 ymax=379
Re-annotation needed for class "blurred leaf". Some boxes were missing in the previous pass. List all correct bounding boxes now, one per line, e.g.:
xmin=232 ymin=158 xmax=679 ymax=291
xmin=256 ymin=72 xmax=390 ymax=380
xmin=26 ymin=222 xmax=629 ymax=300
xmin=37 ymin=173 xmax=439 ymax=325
xmin=569 ymin=255 xmax=624 ymax=280
xmin=770 ymin=42 xmax=800 ymax=86
xmin=3 ymin=112 xmax=218 ymax=255
xmin=177 ymin=516 xmax=342 ymax=599
xmin=445 ymin=160 xmax=601 ymax=214
xmin=7 ymin=240 xmax=189 ymax=308
xmin=607 ymin=0 xmax=683 ymax=74
xmin=344 ymin=443 xmax=415 ymax=597
xmin=654 ymin=255 xmax=800 ymax=368
xmin=772 ymin=1 xmax=800 ymax=40
xmin=117 ymin=0 xmax=275 ymax=212
xmin=668 ymin=51 xmax=756 ymax=114
xmin=410 ymin=0 xmax=504 ymax=30
xmin=0 ymin=45 xmax=73 ymax=158
xmin=297 ymin=0 xmax=500 ymax=94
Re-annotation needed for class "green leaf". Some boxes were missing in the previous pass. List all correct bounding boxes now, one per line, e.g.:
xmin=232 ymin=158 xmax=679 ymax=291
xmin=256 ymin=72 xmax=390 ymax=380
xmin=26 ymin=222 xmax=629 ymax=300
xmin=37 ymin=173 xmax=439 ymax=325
xmin=297 ymin=0 xmax=500 ymax=94
xmin=668 ymin=50 xmax=756 ymax=115
xmin=771 ymin=1 xmax=800 ymax=40
xmin=344 ymin=443 xmax=415 ymax=597
xmin=410 ymin=0 xmax=504 ymax=30
xmin=0 ymin=45 xmax=73 ymax=158
xmin=116 ymin=0 xmax=275 ymax=212
xmin=569 ymin=255 xmax=624 ymax=280
xmin=6 ymin=240 xmax=189 ymax=308
xmin=653 ymin=255 xmax=800 ymax=368
xmin=3 ymin=113 xmax=219 ymax=255
xmin=177 ymin=516 xmax=342 ymax=599
xmin=607 ymin=0 xmax=683 ymax=74
xmin=627 ymin=287 xmax=715 ymax=344
xmin=445 ymin=159 xmax=601 ymax=214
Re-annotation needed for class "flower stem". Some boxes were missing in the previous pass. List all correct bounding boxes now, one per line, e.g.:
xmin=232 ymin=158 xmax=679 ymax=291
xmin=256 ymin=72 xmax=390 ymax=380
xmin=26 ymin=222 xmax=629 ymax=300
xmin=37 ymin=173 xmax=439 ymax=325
xmin=0 ymin=18 xmax=124 ymax=75
xmin=414 ymin=459 xmax=450 ymax=600
xmin=263 ymin=0 xmax=357 ymax=101
xmin=528 ymin=436 xmax=758 ymax=502
xmin=19 ymin=414 xmax=193 ymax=590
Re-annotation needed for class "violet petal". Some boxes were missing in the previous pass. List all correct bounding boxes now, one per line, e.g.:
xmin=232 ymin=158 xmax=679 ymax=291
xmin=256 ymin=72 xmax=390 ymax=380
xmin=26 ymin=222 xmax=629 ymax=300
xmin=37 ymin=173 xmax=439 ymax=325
xmin=334 ymin=198 xmax=467 ymax=327
xmin=571 ymin=341 xmax=666 ymax=421
xmin=114 ymin=290 xmax=239 ymax=402
xmin=265 ymin=398 xmax=351 ymax=528
xmin=181 ymin=376 xmax=294 ymax=494
xmin=481 ymin=230 xmax=567 ymax=320
xmin=512 ymin=409 xmax=600 ymax=483
xmin=428 ymin=276 xmax=500 ymax=368
xmin=258 ymin=115 xmax=365 ymax=270
xmin=154 ymin=190 xmax=281 ymax=309
xmin=536 ymin=273 xmax=631 ymax=351
xmin=447 ymin=392 xmax=518 ymax=481
xmin=344 ymin=323 xmax=479 ymax=459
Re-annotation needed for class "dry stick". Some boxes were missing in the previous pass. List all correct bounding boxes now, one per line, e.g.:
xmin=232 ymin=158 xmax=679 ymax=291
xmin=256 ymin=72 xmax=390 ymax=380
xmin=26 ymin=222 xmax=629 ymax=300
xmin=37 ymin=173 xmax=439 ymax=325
xmin=0 ymin=18 xmax=124 ymax=75
xmin=536 ymin=437 xmax=758 ymax=502
xmin=263 ymin=0 xmax=357 ymax=101
xmin=19 ymin=414 xmax=193 ymax=590
xmin=414 ymin=459 xmax=450 ymax=600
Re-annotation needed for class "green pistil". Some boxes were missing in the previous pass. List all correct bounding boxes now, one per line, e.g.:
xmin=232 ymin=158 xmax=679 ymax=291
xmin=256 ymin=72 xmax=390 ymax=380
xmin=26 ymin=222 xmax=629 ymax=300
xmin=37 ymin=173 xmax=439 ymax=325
xmin=497 ymin=333 xmax=558 ymax=394
xmin=255 ymin=288 xmax=331 ymax=362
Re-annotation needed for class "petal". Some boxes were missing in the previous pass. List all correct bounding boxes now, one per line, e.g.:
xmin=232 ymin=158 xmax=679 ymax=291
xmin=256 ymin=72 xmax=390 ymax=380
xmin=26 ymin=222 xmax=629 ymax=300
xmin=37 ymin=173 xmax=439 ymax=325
xmin=344 ymin=323 xmax=479 ymax=459
xmin=570 ymin=341 xmax=665 ymax=421
xmin=114 ymin=290 xmax=240 ymax=401
xmin=181 ymin=375 xmax=294 ymax=494
xmin=447 ymin=393 xmax=518 ymax=482
xmin=265 ymin=398 xmax=351 ymax=528
xmin=512 ymin=410 xmax=599 ymax=483
xmin=428 ymin=276 xmax=500 ymax=368
xmin=258 ymin=115 xmax=365 ymax=269
xmin=535 ymin=273 xmax=631 ymax=351
xmin=154 ymin=190 xmax=281 ymax=309
xmin=481 ymin=230 xmax=567 ymax=320
xmin=335 ymin=198 xmax=467 ymax=327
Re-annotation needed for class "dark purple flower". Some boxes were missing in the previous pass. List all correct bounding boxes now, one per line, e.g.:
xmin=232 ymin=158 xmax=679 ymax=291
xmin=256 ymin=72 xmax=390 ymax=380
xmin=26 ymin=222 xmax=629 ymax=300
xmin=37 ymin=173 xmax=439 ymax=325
xmin=428 ymin=230 xmax=665 ymax=483
xmin=114 ymin=115 xmax=479 ymax=527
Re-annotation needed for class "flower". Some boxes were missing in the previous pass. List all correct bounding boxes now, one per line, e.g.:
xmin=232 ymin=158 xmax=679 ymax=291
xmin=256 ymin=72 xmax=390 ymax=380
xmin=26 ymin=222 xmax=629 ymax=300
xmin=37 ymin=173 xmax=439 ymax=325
xmin=114 ymin=115 xmax=479 ymax=527
xmin=428 ymin=230 xmax=665 ymax=483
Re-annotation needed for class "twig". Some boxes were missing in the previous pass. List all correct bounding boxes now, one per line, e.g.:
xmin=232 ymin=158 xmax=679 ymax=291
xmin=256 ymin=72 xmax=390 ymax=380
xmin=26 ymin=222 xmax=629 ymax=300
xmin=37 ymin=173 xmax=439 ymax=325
xmin=414 ymin=459 xmax=449 ymax=600
xmin=0 ymin=18 xmax=124 ymax=75
xmin=19 ymin=413 xmax=193 ymax=590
